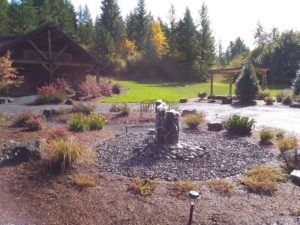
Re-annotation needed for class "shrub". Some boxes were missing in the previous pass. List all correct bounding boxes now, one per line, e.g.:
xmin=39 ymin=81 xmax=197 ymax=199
xmin=112 ymin=83 xmax=122 ymax=94
xmin=168 ymin=181 xmax=197 ymax=197
xmin=68 ymin=113 xmax=107 ymax=131
xmin=25 ymin=117 xmax=45 ymax=131
xmin=71 ymin=102 xmax=96 ymax=115
xmin=36 ymin=84 xmax=66 ymax=104
xmin=276 ymin=90 xmax=290 ymax=102
xmin=129 ymin=177 xmax=157 ymax=196
xmin=242 ymin=165 xmax=286 ymax=195
xmin=99 ymin=83 xmax=112 ymax=96
xmin=109 ymin=103 xmax=131 ymax=116
xmin=292 ymin=69 xmax=300 ymax=95
xmin=264 ymin=96 xmax=274 ymax=105
xmin=49 ymin=136 xmax=93 ymax=171
xmin=73 ymin=174 xmax=98 ymax=188
xmin=235 ymin=63 xmax=260 ymax=103
xmin=282 ymin=95 xmax=293 ymax=105
xmin=182 ymin=112 xmax=206 ymax=129
xmin=49 ymin=127 xmax=70 ymax=140
xmin=259 ymin=127 xmax=275 ymax=145
xmin=79 ymin=75 xmax=101 ymax=98
xmin=257 ymin=90 xmax=270 ymax=100
xmin=54 ymin=78 xmax=71 ymax=93
xmin=13 ymin=111 xmax=38 ymax=127
xmin=278 ymin=135 xmax=298 ymax=152
xmin=204 ymin=179 xmax=236 ymax=196
xmin=276 ymin=130 xmax=285 ymax=140
xmin=198 ymin=92 xmax=207 ymax=100
xmin=223 ymin=114 xmax=255 ymax=136
xmin=0 ymin=113 xmax=7 ymax=122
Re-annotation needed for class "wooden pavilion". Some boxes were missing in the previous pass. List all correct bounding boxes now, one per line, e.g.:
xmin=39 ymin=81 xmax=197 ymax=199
xmin=0 ymin=23 xmax=102 ymax=93
xmin=208 ymin=67 xmax=269 ymax=97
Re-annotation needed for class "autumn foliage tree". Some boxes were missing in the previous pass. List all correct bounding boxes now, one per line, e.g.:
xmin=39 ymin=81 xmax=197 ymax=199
xmin=150 ymin=21 xmax=168 ymax=57
xmin=0 ymin=51 xmax=23 ymax=94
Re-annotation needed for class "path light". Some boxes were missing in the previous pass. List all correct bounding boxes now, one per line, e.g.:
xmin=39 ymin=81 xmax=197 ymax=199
xmin=187 ymin=190 xmax=200 ymax=225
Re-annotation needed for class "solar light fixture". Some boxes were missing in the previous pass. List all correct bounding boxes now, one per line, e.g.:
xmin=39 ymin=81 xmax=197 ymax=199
xmin=187 ymin=190 xmax=200 ymax=225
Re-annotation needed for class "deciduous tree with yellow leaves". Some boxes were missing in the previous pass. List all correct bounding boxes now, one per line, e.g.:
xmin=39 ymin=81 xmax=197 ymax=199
xmin=150 ymin=21 xmax=168 ymax=57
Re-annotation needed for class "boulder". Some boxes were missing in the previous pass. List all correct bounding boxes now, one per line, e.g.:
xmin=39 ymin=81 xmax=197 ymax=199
xmin=43 ymin=109 xmax=56 ymax=119
xmin=1 ymin=139 xmax=45 ymax=163
xmin=65 ymin=98 xmax=73 ymax=105
xmin=207 ymin=122 xmax=223 ymax=132
xmin=179 ymin=98 xmax=188 ymax=103
xmin=290 ymin=103 xmax=300 ymax=108
xmin=0 ymin=97 xmax=7 ymax=104
xmin=221 ymin=97 xmax=232 ymax=104
xmin=181 ymin=109 xmax=197 ymax=117
xmin=7 ymin=97 xmax=14 ymax=103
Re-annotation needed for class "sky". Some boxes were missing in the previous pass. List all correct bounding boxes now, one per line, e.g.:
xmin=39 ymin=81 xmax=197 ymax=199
xmin=71 ymin=0 xmax=300 ymax=49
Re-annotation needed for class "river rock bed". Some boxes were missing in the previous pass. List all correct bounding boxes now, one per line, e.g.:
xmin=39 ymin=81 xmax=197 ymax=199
xmin=96 ymin=129 xmax=274 ymax=180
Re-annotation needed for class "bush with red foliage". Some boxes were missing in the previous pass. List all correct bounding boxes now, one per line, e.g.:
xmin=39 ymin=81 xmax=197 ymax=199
xmin=99 ymin=83 xmax=112 ymax=96
xmin=49 ymin=127 xmax=70 ymax=140
xmin=79 ymin=80 xmax=101 ymax=98
xmin=36 ymin=84 xmax=66 ymax=104
xmin=54 ymin=78 xmax=70 ymax=93
xmin=25 ymin=117 xmax=45 ymax=131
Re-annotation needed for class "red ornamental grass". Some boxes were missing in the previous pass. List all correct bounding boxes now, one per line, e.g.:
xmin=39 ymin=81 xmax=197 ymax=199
xmin=37 ymin=84 xmax=58 ymax=96
xmin=25 ymin=117 xmax=45 ymax=131
xmin=55 ymin=78 xmax=70 ymax=92
xmin=50 ymin=127 xmax=70 ymax=139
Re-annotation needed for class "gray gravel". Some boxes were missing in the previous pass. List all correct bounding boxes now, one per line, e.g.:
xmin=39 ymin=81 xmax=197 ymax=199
xmin=96 ymin=129 xmax=274 ymax=181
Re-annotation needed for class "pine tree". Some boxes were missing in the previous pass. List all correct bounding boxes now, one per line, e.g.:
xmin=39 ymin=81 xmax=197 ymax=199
xmin=292 ymin=68 xmax=300 ymax=95
xmin=235 ymin=63 xmax=260 ymax=103
xmin=166 ymin=4 xmax=177 ymax=58
xmin=176 ymin=8 xmax=198 ymax=79
xmin=225 ymin=37 xmax=249 ymax=61
xmin=126 ymin=0 xmax=151 ymax=51
xmin=77 ymin=4 xmax=95 ymax=46
xmin=217 ymin=41 xmax=225 ymax=66
xmin=0 ymin=0 xmax=9 ymax=35
xmin=95 ymin=0 xmax=125 ymax=57
xmin=8 ymin=0 xmax=38 ymax=34
xmin=198 ymin=3 xmax=215 ymax=75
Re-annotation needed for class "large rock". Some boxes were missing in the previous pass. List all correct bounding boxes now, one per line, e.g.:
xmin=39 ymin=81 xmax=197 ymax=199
xmin=181 ymin=109 xmax=197 ymax=117
xmin=1 ymin=140 xmax=45 ymax=163
xmin=221 ymin=97 xmax=232 ymax=104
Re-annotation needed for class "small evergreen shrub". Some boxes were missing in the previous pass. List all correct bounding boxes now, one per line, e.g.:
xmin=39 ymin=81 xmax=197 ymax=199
xmin=129 ymin=177 xmax=157 ymax=196
xmin=13 ymin=111 xmax=38 ymax=127
xmin=71 ymin=102 xmax=96 ymax=115
xmin=282 ymin=95 xmax=293 ymax=105
xmin=278 ymin=136 xmax=298 ymax=152
xmin=68 ymin=113 xmax=107 ymax=131
xmin=112 ymin=84 xmax=122 ymax=94
xmin=264 ymin=96 xmax=274 ymax=105
xmin=235 ymin=63 xmax=260 ymax=103
xmin=276 ymin=90 xmax=290 ymax=102
xmin=259 ymin=127 xmax=275 ymax=145
xmin=204 ymin=179 xmax=236 ymax=196
xmin=182 ymin=112 xmax=206 ymax=129
xmin=242 ymin=165 xmax=286 ymax=195
xmin=292 ymin=69 xmax=300 ymax=95
xmin=223 ymin=114 xmax=255 ymax=136
xmin=257 ymin=90 xmax=270 ymax=100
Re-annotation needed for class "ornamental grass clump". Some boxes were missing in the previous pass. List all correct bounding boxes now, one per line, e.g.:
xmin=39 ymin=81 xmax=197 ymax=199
xmin=242 ymin=165 xmax=286 ymax=195
xmin=73 ymin=174 xmax=98 ymax=188
xmin=13 ymin=111 xmax=40 ymax=127
xmin=71 ymin=102 xmax=96 ymax=115
xmin=68 ymin=113 xmax=107 ymax=131
xmin=223 ymin=114 xmax=255 ymax=136
xmin=25 ymin=117 xmax=45 ymax=131
xmin=257 ymin=90 xmax=270 ymax=100
xmin=182 ymin=112 xmax=206 ymax=129
xmin=48 ymin=136 xmax=94 ymax=172
xmin=36 ymin=84 xmax=66 ymax=104
xmin=278 ymin=135 xmax=298 ymax=153
xmin=264 ymin=96 xmax=275 ymax=105
xmin=259 ymin=127 xmax=275 ymax=145
xmin=109 ymin=103 xmax=131 ymax=116
xmin=49 ymin=127 xmax=70 ymax=140
xmin=129 ymin=177 xmax=157 ymax=196
xmin=168 ymin=181 xmax=197 ymax=197
xmin=204 ymin=179 xmax=236 ymax=196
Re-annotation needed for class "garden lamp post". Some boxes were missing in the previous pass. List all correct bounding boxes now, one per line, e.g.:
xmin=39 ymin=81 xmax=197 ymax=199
xmin=187 ymin=190 xmax=200 ymax=225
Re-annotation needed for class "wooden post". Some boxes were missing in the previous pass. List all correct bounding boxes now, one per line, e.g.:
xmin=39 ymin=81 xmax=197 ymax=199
xmin=229 ymin=74 xmax=233 ymax=96
xmin=262 ymin=72 xmax=266 ymax=90
xmin=48 ymin=27 xmax=54 ymax=82
xmin=210 ymin=73 xmax=214 ymax=96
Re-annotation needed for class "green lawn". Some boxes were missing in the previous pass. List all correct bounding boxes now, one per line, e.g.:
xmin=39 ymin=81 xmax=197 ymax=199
xmin=101 ymin=80 xmax=289 ymax=103
xmin=101 ymin=81 xmax=232 ymax=103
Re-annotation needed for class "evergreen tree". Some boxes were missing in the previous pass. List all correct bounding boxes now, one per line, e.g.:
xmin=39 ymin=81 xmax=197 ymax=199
xmin=77 ymin=4 xmax=95 ymax=46
xmin=198 ymin=3 xmax=215 ymax=74
xmin=176 ymin=8 xmax=198 ymax=79
xmin=0 ymin=0 xmax=9 ymax=35
xmin=126 ymin=0 xmax=151 ymax=51
xmin=95 ymin=0 xmax=125 ymax=57
xmin=166 ymin=4 xmax=177 ymax=58
xmin=8 ymin=0 xmax=38 ymax=34
xmin=235 ymin=63 xmax=260 ymax=103
xmin=292 ymin=68 xmax=300 ymax=95
xmin=225 ymin=37 xmax=249 ymax=62
xmin=217 ymin=41 xmax=226 ymax=66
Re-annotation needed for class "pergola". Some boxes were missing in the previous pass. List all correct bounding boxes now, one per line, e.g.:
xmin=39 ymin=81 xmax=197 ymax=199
xmin=208 ymin=67 xmax=269 ymax=97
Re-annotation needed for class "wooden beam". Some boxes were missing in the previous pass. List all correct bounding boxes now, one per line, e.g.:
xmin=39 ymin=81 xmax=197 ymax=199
xmin=210 ymin=73 xmax=214 ymax=96
xmin=13 ymin=59 xmax=95 ymax=68
xmin=41 ymin=64 xmax=50 ymax=72
xmin=48 ymin=27 xmax=52 ymax=60
xmin=229 ymin=74 xmax=233 ymax=96
xmin=28 ymin=40 xmax=48 ymax=60
xmin=54 ymin=45 xmax=70 ymax=61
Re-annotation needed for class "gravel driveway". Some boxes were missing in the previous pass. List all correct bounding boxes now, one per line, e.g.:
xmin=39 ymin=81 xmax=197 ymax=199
xmin=1 ymin=96 xmax=300 ymax=135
